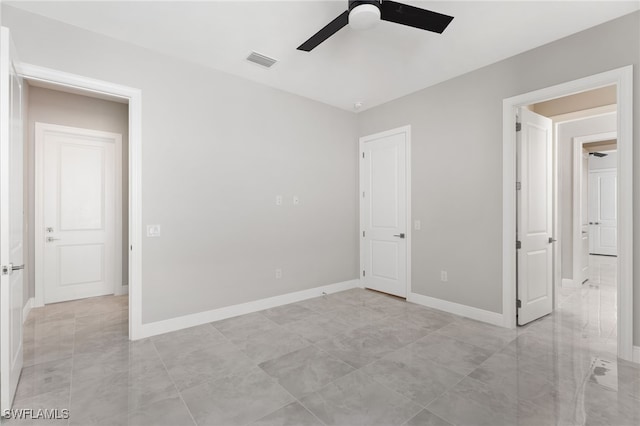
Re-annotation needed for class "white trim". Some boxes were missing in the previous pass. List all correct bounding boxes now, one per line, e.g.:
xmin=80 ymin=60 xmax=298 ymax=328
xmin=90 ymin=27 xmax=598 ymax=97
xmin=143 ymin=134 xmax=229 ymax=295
xmin=34 ymin=123 xmax=123 ymax=304
xmin=502 ymin=66 xmax=633 ymax=361
xmin=407 ymin=292 xmax=503 ymax=327
xmin=139 ymin=279 xmax=359 ymax=339
xmin=572 ymin=131 xmax=617 ymax=287
xmin=18 ymin=63 xmax=143 ymax=340
xmin=561 ymin=278 xmax=576 ymax=288
xmin=120 ymin=285 xmax=129 ymax=295
xmin=22 ymin=298 xmax=33 ymax=324
xmin=633 ymin=346 xmax=640 ymax=364
xmin=359 ymin=125 xmax=411 ymax=299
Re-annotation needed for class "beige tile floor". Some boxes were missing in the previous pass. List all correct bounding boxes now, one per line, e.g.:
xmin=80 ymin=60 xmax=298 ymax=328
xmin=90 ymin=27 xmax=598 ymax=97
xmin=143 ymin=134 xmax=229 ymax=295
xmin=7 ymin=255 xmax=639 ymax=425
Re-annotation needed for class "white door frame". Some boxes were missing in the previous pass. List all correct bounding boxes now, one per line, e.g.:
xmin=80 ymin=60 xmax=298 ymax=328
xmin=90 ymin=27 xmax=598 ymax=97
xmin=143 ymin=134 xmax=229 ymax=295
xmin=572 ymin=131 xmax=617 ymax=287
xmin=35 ymin=122 xmax=124 ymax=304
xmin=358 ymin=125 xmax=411 ymax=298
xmin=18 ymin=63 xmax=143 ymax=340
xmin=502 ymin=65 xmax=633 ymax=361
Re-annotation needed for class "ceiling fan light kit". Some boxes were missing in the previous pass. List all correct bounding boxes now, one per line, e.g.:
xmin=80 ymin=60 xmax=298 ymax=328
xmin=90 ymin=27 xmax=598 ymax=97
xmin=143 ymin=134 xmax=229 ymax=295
xmin=297 ymin=0 xmax=454 ymax=52
xmin=349 ymin=2 xmax=381 ymax=30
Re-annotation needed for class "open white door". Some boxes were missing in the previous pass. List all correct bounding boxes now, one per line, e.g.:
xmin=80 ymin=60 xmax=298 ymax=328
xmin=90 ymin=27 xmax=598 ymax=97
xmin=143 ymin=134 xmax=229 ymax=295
xmin=589 ymin=170 xmax=617 ymax=256
xmin=0 ymin=27 xmax=25 ymax=412
xmin=516 ymin=108 xmax=553 ymax=325
xmin=360 ymin=127 xmax=409 ymax=298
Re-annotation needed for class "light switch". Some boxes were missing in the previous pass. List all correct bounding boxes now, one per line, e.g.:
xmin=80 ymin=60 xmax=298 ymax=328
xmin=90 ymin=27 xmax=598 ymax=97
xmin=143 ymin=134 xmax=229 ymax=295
xmin=414 ymin=220 xmax=421 ymax=230
xmin=147 ymin=224 xmax=161 ymax=237
xmin=293 ymin=196 xmax=300 ymax=205
xmin=275 ymin=195 xmax=283 ymax=206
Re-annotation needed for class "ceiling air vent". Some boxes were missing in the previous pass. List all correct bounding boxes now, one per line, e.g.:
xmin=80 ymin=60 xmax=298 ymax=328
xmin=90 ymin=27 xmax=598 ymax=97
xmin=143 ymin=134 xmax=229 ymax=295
xmin=246 ymin=51 xmax=277 ymax=68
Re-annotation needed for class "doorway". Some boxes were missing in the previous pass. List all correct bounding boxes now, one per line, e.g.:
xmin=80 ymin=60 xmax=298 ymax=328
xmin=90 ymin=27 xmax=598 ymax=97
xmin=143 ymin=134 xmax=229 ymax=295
xmin=503 ymin=66 xmax=633 ymax=361
xmin=28 ymin=87 xmax=128 ymax=307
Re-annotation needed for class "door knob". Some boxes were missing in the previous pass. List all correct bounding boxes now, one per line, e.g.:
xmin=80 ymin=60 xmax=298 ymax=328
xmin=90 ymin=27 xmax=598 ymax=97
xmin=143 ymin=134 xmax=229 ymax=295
xmin=46 ymin=237 xmax=60 ymax=242
xmin=1 ymin=264 xmax=24 ymax=275
xmin=393 ymin=233 xmax=405 ymax=239
xmin=548 ymin=237 xmax=557 ymax=244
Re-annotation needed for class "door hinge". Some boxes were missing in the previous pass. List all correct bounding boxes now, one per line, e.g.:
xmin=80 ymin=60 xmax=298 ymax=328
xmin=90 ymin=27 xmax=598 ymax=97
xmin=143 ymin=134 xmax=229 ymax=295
xmin=516 ymin=182 xmax=521 ymax=190
xmin=362 ymin=270 xmax=366 ymax=277
xmin=362 ymin=191 xmax=365 ymax=198
xmin=516 ymin=240 xmax=522 ymax=249
xmin=516 ymin=122 xmax=522 ymax=132
xmin=362 ymin=230 xmax=365 ymax=238
xmin=362 ymin=152 xmax=365 ymax=159
xmin=516 ymin=299 xmax=522 ymax=308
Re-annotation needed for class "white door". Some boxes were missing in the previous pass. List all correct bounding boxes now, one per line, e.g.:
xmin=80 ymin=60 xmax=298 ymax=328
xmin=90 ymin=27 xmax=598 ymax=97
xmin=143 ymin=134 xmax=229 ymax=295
xmin=36 ymin=123 xmax=121 ymax=304
xmin=579 ymin=150 xmax=589 ymax=282
xmin=589 ymin=170 xmax=617 ymax=256
xmin=360 ymin=127 xmax=409 ymax=298
xmin=0 ymin=26 xmax=25 ymax=412
xmin=517 ymin=108 xmax=553 ymax=325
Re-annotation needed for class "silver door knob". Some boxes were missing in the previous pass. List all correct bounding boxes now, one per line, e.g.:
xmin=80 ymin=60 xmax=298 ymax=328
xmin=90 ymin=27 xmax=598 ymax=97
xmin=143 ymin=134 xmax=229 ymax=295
xmin=1 ymin=264 xmax=24 ymax=275
xmin=46 ymin=237 xmax=60 ymax=242
xmin=393 ymin=233 xmax=405 ymax=239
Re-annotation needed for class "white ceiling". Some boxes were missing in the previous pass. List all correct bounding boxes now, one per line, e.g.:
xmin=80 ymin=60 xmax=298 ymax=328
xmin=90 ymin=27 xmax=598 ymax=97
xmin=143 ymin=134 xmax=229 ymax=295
xmin=7 ymin=1 xmax=640 ymax=112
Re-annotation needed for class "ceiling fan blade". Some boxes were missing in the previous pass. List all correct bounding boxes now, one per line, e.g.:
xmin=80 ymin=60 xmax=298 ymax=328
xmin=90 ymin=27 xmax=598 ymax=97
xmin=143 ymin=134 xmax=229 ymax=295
xmin=381 ymin=1 xmax=453 ymax=34
xmin=297 ymin=10 xmax=349 ymax=52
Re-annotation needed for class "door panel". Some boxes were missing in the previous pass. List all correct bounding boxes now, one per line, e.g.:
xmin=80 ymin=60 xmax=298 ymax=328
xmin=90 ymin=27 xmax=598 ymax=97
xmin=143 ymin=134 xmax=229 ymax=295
xmin=580 ymin=150 xmax=589 ymax=283
xmin=1 ymin=26 xmax=24 ymax=412
xmin=39 ymin=124 xmax=118 ymax=304
xmin=361 ymin=131 xmax=407 ymax=298
xmin=589 ymin=170 xmax=617 ymax=256
xmin=517 ymin=108 xmax=553 ymax=325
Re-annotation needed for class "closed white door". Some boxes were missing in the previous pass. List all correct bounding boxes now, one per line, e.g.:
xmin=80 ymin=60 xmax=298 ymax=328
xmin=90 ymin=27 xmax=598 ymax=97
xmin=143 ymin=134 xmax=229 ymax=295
xmin=0 ymin=26 xmax=25 ymax=412
xmin=360 ymin=128 xmax=408 ymax=298
xmin=36 ymin=123 xmax=122 ymax=304
xmin=589 ymin=170 xmax=617 ymax=256
xmin=517 ymin=108 xmax=553 ymax=325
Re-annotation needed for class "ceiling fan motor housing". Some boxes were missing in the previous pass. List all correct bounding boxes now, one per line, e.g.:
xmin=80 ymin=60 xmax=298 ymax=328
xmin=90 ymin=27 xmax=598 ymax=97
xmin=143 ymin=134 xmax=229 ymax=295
xmin=348 ymin=0 xmax=382 ymax=30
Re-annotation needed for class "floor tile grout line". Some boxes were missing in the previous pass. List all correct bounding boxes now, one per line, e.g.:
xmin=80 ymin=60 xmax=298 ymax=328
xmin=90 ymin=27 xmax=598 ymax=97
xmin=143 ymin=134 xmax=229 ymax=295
xmin=150 ymin=338 xmax=198 ymax=426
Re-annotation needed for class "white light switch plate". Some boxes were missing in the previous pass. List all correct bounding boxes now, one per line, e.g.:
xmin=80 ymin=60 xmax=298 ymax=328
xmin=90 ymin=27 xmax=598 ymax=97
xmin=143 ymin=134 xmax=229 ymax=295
xmin=147 ymin=224 xmax=161 ymax=237
xmin=414 ymin=220 xmax=421 ymax=230
xmin=293 ymin=196 xmax=300 ymax=205
xmin=276 ymin=195 xmax=283 ymax=206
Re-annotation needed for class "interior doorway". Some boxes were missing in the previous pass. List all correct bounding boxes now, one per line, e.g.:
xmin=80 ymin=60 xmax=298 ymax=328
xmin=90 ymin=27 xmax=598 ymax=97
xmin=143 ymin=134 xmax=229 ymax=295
xmin=502 ymin=66 xmax=633 ymax=361
xmin=27 ymin=86 xmax=129 ymax=307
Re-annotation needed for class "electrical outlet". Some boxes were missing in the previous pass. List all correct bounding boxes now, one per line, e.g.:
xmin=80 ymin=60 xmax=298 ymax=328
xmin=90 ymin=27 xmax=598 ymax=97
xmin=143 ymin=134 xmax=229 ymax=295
xmin=414 ymin=220 xmax=421 ymax=230
xmin=275 ymin=268 xmax=282 ymax=279
xmin=440 ymin=270 xmax=448 ymax=282
xmin=275 ymin=195 xmax=283 ymax=206
xmin=293 ymin=196 xmax=300 ymax=205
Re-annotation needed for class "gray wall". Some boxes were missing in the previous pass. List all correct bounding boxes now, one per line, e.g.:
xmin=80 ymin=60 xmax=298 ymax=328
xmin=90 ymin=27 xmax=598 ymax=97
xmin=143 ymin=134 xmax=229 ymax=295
xmin=557 ymin=114 xmax=616 ymax=280
xmin=3 ymin=5 xmax=359 ymax=323
xmin=24 ymin=86 xmax=130 ymax=304
xmin=358 ymin=12 xmax=640 ymax=344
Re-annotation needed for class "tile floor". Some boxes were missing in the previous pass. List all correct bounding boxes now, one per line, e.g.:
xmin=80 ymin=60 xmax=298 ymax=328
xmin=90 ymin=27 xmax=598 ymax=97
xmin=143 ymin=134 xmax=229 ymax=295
xmin=9 ymin=255 xmax=640 ymax=425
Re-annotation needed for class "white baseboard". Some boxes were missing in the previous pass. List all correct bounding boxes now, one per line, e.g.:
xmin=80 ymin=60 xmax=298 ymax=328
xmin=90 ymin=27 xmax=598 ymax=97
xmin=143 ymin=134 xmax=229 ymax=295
xmin=138 ymin=279 xmax=359 ymax=339
xmin=407 ymin=292 xmax=504 ymax=327
xmin=562 ymin=278 xmax=575 ymax=288
xmin=22 ymin=297 xmax=34 ymax=324
xmin=633 ymin=346 xmax=640 ymax=364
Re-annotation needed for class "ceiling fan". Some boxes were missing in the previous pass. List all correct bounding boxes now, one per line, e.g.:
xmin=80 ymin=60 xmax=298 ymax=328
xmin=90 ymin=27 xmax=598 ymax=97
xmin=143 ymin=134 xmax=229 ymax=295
xmin=297 ymin=0 xmax=454 ymax=52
